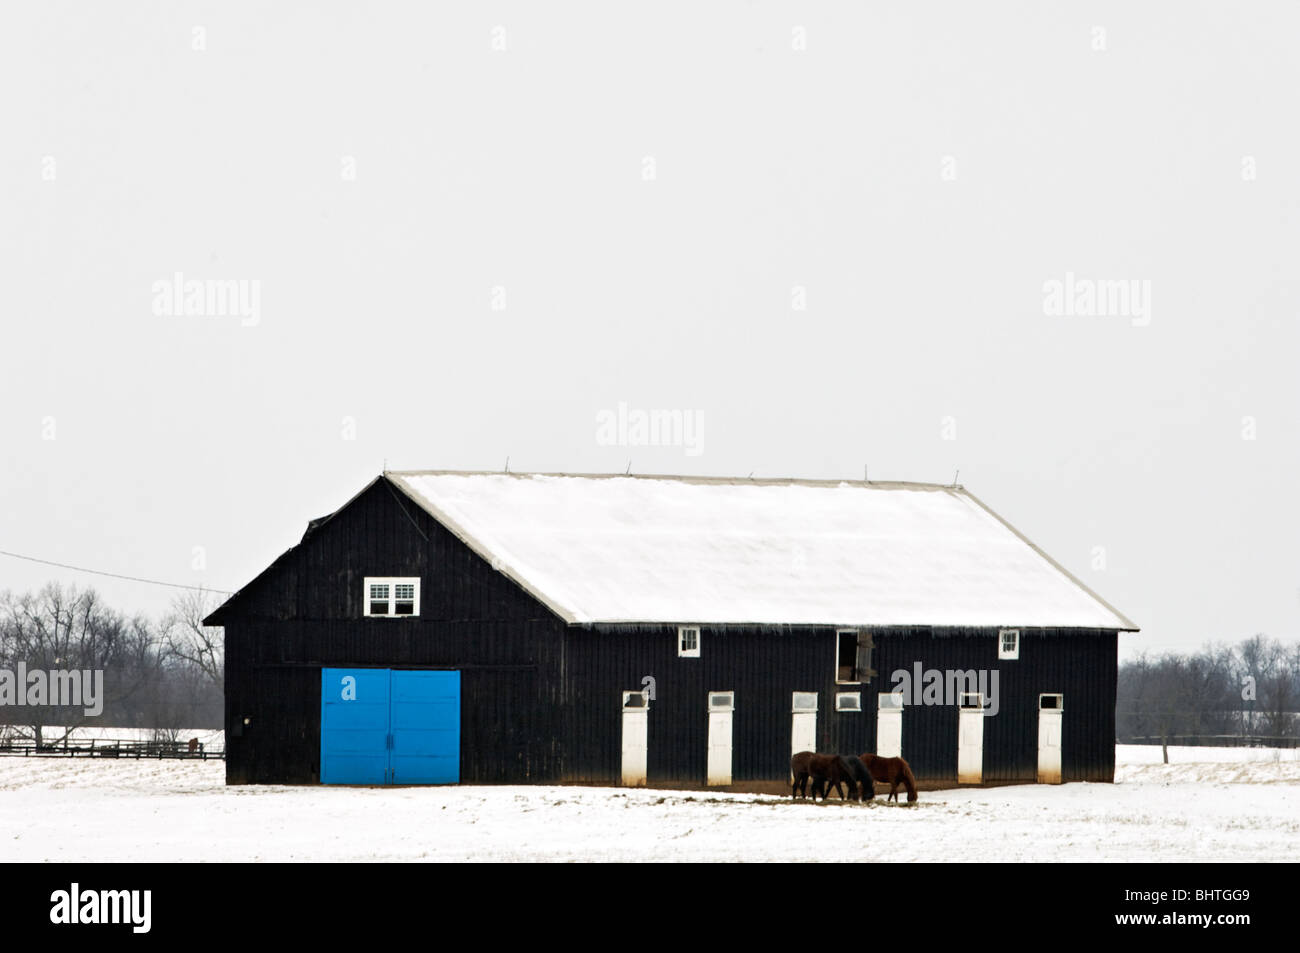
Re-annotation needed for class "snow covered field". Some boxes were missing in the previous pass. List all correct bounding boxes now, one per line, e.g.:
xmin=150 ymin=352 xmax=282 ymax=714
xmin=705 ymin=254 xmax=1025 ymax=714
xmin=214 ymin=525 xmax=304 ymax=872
xmin=0 ymin=745 xmax=1295 ymax=862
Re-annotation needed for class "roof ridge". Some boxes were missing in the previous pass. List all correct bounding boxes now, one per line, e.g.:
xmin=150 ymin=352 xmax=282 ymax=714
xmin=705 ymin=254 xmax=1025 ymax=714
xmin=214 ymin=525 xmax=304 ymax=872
xmin=383 ymin=469 xmax=963 ymax=491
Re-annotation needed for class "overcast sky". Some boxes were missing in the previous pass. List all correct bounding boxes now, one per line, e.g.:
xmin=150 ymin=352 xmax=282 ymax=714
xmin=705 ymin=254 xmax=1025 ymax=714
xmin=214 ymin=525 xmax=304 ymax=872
xmin=2 ymin=3 xmax=1296 ymax=658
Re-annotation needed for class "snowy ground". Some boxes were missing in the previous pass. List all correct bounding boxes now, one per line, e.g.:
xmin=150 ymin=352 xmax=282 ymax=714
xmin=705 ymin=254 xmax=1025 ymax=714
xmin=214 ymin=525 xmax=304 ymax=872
xmin=0 ymin=744 xmax=1295 ymax=862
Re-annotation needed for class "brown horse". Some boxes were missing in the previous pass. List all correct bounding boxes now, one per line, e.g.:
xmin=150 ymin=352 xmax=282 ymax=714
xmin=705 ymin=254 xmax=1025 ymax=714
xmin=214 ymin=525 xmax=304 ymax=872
xmin=791 ymin=751 xmax=859 ymax=801
xmin=858 ymin=753 xmax=918 ymax=802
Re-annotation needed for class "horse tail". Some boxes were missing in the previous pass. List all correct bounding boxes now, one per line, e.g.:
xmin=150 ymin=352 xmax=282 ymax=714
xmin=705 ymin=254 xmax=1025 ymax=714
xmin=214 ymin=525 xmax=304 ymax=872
xmin=898 ymin=758 xmax=918 ymax=802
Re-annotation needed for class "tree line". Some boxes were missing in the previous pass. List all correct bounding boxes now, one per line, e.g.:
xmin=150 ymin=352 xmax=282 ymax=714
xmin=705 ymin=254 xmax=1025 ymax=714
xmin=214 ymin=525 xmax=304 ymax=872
xmin=0 ymin=584 xmax=224 ymax=745
xmin=1117 ymin=635 xmax=1300 ymax=753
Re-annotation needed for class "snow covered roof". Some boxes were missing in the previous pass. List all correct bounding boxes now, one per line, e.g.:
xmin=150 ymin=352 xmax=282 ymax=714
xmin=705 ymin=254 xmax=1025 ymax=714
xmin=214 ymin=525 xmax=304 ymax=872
xmin=387 ymin=471 xmax=1137 ymax=631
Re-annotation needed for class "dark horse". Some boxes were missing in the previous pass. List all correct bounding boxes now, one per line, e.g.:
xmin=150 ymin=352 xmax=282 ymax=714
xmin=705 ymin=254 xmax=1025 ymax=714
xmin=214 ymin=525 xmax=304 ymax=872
xmin=840 ymin=753 xmax=875 ymax=801
xmin=790 ymin=751 xmax=860 ymax=801
xmin=858 ymin=753 xmax=918 ymax=802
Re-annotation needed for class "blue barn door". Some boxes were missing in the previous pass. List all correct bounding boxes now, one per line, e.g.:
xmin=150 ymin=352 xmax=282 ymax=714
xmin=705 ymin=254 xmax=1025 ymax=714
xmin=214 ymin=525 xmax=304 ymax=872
xmin=320 ymin=668 xmax=460 ymax=785
xmin=320 ymin=668 xmax=391 ymax=784
xmin=390 ymin=670 xmax=460 ymax=784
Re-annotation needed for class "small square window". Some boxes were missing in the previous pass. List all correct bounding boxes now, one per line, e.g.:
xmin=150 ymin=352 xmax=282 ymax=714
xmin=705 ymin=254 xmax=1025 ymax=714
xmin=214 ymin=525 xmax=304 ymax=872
xmin=363 ymin=577 xmax=420 ymax=618
xmin=1039 ymin=693 xmax=1063 ymax=711
xmin=835 ymin=692 xmax=862 ymax=712
xmin=792 ymin=692 xmax=818 ymax=713
xmin=998 ymin=628 xmax=1020 ymax=660
xmin=708 ymin=691 xmax=735 ymax=711
xmin=622 ymin=690 xmax=649 ymax=710
xmin=959 ymin=692 xmax=984 ymax=710
xmin=678 ymin=626 xmax=701 ymax=658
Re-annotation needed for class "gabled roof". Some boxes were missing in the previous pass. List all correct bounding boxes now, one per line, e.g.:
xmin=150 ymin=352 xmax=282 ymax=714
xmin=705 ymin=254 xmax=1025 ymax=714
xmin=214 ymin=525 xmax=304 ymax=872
xmin=387 ymin=470 xmax=1138 ymax=631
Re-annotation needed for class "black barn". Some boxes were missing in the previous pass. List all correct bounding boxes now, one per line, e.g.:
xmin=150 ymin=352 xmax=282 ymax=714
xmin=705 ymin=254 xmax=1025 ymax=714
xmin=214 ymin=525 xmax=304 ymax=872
xmin=207 ymin=471 xmax=1138 ymax=788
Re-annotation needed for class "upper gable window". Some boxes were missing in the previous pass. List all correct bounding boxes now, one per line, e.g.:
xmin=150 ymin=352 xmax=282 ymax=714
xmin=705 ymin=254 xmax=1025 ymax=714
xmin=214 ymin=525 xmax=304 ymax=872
xmin=998 ymin=628 xmax=1020 ymax=660
xmin=678 ymin=626 xmax=701 ymax=658
xmin=364 ymin=577 xmax=420 ymax=617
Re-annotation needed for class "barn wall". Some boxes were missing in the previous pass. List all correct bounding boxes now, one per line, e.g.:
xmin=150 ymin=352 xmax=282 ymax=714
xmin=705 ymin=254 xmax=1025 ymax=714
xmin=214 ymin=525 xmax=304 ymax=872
xmin=223 ymin=478 xmax=568 ymax=784
xmin=875 ymin=627 xmax=1118 ymax=783
xmin=558 ymin=626 xmax=875 ymax=784
xmin=560 ymin=625 xmax=1119 ymax=785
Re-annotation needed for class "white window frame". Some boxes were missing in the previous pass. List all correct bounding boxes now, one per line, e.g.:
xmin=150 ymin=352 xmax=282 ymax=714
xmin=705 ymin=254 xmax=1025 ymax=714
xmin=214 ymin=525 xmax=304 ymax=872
xmin=835 ymin=628 xmax=862 ymax=684
xmin=1039 ymin=693 xmax=1064 ymax=711
xmin=959 ymin=692 xmax=984 ymax=710
xmin=708 ymin=691 xmax=735 ymax=712
xmin=878 ymin=691 xmax=905 ymax=711
xmin=622 ymin=690 xmax=650 ymax=711
xmin=677 ymin=625 xmax=701 ymax=658
xmin=363 ymin=577 xmax=421 ymax=618
xmin=835 ymin=692 xmax=862 ymax=712
xmin=792 ymin=691 xmax=818 ymax=713
xmin=998 ymin=628 xmax=1020 ymax=660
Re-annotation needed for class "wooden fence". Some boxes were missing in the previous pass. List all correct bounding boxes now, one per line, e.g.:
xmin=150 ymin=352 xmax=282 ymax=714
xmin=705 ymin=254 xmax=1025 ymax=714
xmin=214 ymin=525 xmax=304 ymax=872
xmin=0 ymin=737 xmax=225 ymax=760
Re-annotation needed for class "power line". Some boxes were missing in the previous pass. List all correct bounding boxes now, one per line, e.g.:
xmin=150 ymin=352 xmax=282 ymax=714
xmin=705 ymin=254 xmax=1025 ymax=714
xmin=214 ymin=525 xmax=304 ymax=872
xmin=0 ymin=549 xmax=232 ymax=596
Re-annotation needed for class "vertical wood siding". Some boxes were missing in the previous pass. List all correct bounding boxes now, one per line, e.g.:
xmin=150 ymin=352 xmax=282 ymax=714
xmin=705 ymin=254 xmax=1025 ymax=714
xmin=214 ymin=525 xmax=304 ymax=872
xmin=559 ymin=625 xmax=1117 ymax=785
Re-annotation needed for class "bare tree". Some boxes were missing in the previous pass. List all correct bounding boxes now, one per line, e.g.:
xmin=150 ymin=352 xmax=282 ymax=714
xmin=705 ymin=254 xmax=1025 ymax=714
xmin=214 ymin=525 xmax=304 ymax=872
xmin=1117 ymin=651 xmax=1155 ymax=741
xmin=1240 ymin=635 xmax=1297 ymax=738
xmin=0 ymin=584 xmax=163 ymax=745
xmin=160 ymin=589 xmax=224 ymax=690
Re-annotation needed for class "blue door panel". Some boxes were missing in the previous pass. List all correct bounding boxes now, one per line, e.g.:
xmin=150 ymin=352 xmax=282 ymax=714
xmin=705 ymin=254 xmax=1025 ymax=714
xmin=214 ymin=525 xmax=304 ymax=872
xmin=321 ymin=668 xmax=391 ymax=784
xmin=320 ymin=668 xmax=459 ymax=785
xmin=390 ymin=670 xmax=460 ymax=784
